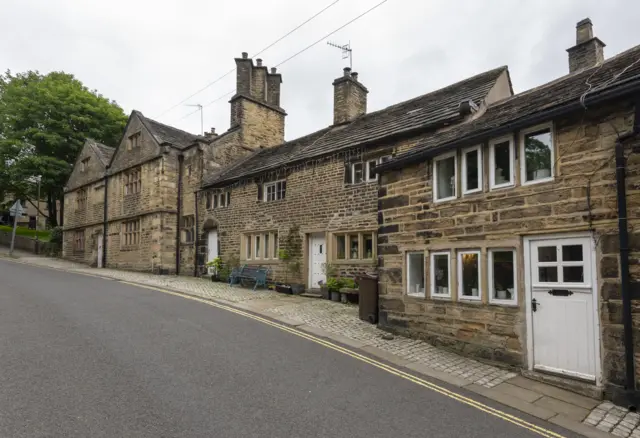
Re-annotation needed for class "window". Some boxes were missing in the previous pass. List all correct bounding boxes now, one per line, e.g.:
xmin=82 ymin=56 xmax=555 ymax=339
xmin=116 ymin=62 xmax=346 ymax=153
xmin=522 ymin=124 xmax=554 ymax=184
xmin=348 ymin=156 xmax=391 ymax=184
xmin=244 ymin=232 xmax=279 ymax=260
xmin=406 ymin=252 xmax=425 ymax=296
xmin=124 ymin=168 xmax=141 ymax=195
xmin=128 ymin=132 xmax=141 ymax=150
xmin=219 ymin=193 xmax=226 ymax=208
xmin=264 ymin=180 xmax=286 ymax=202
xmin=181 ymin=215 xmax=194 ymax=243
xmin=489 ymin=249 xmax=517 ymax=304
xmin=333 ymin=232 xmax=376 ymax=261
xmin=122 ymin=220 xmax=141 ymax=246
xmin=364 ymin=233 xmax=374 ymax=259
xmin=462 ymin=146 xmax=482 ymax=194
xmin=430 ymin=252 xmax=451 ymax=298
xmin=336 ymin=235 xmax=346 ymax=260
xmin=74 ymin=231 xmax=85 ymax=251
xmin=534 ymin=241 xmax=587 ymax=284
xmin=433 ymin=152 xmax=457 ymax=202
xmin=187 ymin=165 xmax=192 ymax=177
xmin=489 ymin=136 xmax=514 ymax=189
xmin=205 ymin=192 xmax=212 ymax=209
xmin=76 ymin=189 xmax=87 ymax=211
xmin=458 ymin=251 xmax=481 ymax=301
xmin=80 ymin=157 xmax=89 ymax=172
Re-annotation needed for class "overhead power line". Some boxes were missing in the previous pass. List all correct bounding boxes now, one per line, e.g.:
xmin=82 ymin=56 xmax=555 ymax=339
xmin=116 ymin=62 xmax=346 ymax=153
xmin=155 ymin=0 xmax=342 ymax=119
xmin=174 ymin=0 xmax=390 ymax=124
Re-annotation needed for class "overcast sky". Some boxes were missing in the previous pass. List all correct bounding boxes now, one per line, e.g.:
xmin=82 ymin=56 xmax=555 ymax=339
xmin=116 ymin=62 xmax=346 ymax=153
xmin=2 ymin=0 xmax=639 ymax=142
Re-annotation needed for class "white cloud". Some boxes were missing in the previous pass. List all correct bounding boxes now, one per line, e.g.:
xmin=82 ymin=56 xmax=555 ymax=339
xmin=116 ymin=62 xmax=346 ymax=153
xmin=1 ymin=0 xmax=638 ymax=142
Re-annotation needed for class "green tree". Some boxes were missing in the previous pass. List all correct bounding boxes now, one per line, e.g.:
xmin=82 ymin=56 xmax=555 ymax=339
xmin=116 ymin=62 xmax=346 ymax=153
xmin=0 ymin=70 xmax=127 ymax=226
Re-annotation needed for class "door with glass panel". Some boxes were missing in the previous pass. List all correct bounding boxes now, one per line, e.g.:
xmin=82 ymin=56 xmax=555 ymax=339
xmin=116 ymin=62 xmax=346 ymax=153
xmin=528 ymin=237 xmax=597 ymax=381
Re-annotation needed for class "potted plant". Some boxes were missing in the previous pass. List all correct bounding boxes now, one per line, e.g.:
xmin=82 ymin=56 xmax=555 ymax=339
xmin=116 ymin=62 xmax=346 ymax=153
xmin=320 ymin=263 xmax=337 ymax=299
xmin=326 ymin=277 xmax=342 ymax=302
xmin=207 ymin=256 xmax=224 ymax=281
xmin=275 ymin=225 xmax=305 ymax=294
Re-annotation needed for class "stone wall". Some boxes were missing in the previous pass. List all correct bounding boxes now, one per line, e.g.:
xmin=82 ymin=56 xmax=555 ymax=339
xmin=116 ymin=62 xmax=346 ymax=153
xmin=237 ymin=98 xmax=285 ymax=148
xmin=377 ymin=102 xmax=640 ymax=385
xmin=198 ymin=147 xmax=400 ymax=286
xmin=178 ymin=146 xmax=202 ymax=275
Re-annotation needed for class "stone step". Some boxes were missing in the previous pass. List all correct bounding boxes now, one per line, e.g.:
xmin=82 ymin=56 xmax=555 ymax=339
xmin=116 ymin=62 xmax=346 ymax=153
xmin=300 ymin=292 xmax=323 ymax=299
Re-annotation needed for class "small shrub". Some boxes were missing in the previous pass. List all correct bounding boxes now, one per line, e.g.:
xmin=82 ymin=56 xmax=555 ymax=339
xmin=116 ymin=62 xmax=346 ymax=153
xmin=49 ymin=226 xmax=63 ymax=244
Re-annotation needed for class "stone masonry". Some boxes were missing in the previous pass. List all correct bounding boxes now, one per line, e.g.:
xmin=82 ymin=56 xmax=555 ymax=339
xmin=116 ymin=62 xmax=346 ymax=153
xmin=377 ymin=99 xmax=640 ymax=394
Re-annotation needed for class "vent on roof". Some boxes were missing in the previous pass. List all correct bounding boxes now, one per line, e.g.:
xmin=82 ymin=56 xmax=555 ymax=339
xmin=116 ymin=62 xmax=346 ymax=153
xmin=458 ymin=99 xmax=478 ymax=117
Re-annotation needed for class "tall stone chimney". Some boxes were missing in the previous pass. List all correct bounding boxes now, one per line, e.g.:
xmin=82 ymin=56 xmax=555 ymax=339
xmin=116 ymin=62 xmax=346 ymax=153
xmin=332 ymin=67 xmax=368 ymax=125
xmin=229 ymin=52 xmax=286 ymax=147
xmin=567 ymin=18 xmax=605 ymax=73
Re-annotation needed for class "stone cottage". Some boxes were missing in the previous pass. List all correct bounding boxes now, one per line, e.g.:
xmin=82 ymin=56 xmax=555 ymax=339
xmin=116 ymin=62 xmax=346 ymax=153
xmin=374 ymin=19 xmax=640 ymax=399
xmin=198 ymin=60 xmax=514 ymax=288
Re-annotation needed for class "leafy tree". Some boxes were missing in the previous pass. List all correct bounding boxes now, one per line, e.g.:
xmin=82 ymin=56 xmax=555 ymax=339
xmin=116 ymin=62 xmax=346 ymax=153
xmin=0 ymin=70 xmax=127 ymax=226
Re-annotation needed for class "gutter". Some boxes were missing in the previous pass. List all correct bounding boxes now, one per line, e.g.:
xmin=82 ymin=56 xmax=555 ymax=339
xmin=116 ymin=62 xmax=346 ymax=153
xmin=102 ymin=171 xmax=109 ymax=268
xmin=194 ymin=189 xmax=199 ymax=277
xmin=614 ymin=99 xmax=640 ymax=407
xmin=377 ymin=73 xmax=640 ymax=173
xmin=176 ymin=154 xmax=184 ymax=275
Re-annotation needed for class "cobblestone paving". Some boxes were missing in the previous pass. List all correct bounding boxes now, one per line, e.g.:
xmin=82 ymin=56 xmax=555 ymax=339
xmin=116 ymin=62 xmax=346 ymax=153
xmin=584 ymin=402 xmax=640 ymax=437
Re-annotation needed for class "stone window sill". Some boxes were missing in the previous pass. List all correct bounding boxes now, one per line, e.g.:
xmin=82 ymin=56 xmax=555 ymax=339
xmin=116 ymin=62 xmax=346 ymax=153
xmin=241 ymin=259 xmax=280 ymax=265
xmin=332 ymin=259 xmax=376 ymax=265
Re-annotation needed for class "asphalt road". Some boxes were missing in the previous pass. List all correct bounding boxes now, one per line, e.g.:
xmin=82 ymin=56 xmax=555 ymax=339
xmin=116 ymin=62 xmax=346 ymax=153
xmin=0 ymin=259 xmax=582 ymax=438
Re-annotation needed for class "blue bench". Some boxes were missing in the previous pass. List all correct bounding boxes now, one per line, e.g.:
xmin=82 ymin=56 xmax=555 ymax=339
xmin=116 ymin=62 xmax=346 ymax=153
xmin=228 ymin=265 xmax=270 ymax=291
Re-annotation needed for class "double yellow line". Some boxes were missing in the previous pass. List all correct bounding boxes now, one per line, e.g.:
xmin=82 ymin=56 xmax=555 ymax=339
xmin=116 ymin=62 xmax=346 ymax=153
xmin=121 ymin=281 xmax=566 ymax=438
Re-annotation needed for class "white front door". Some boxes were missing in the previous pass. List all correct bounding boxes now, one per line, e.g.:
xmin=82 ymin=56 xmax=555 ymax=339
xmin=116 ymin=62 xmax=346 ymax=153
xmin=308 ymin=233 xmax=326 ymax=289
xmin=208 ymin=230 xmax=218 ymax=273
xmin=526 ymin=235 xmax=599 ymax=382
xmin=97 ymin=235 xmax=104 ymax=268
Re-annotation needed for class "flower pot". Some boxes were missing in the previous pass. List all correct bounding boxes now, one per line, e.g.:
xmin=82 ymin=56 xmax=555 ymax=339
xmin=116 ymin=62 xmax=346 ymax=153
xmin=276 ymin=284 xmax=292 ymax=294
xmin=534 ymin=169 xmax=551 ymax=179
xmin=330 ymin=291 xmax=341 ymax=302
xmin=320 ymin=286 xmax=330 ymax=300
xmin=291 ymin=284 xmax=305 ymax=295
xmin=497 ymin=289 xmax=508 ymax=300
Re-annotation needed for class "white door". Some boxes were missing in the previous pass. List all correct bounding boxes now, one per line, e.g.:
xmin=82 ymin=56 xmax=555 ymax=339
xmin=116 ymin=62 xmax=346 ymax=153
xmin=97 ymin=235 xmax=103 ymax=268
xmin=526 ymin=236 xmax=598 ymax=382
xmin=308 ymin=233 xmax=326 ymax=289
xmin=208 ymin=230 xmax=218 ymax=274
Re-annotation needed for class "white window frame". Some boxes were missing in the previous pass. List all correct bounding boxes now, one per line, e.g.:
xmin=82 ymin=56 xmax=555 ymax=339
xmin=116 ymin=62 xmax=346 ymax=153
xmin=350 ymin=156 xmax=391 ymax=184
xmin=219 ymin=193 xmax=226 ymax=208
xmin=263 ymin=180 xmax=286 ymax=202
xmin=365 ymin=159 xmax=378 ymax=182
xmin=461 ymin=145 xmax=483 ymax=195
xmin=406 ymin=251 xmax=426 ymax=297
xmin=457 ymin=250 xmax=482 ymax=302
xmin=246 ymin=235 xmax=252 ymax=260
xmin=489 ymin=135 xmax=515 ymax=190
xmin=432 ymin=151 xmax=457 ymax=203
xmin=520 ymin=122 xmax=555 ymax=186
xmin=430 ymin=251 xmax=451 ymax=299
xmin=488 ymin=249 xmax=518 ymax=306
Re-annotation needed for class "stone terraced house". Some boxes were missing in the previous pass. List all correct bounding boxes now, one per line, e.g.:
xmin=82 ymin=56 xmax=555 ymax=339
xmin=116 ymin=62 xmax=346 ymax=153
xmin=374 ymin=20 xmax=640 ymax=400
xmin=197 ymin=59 xmax=513 ymax=287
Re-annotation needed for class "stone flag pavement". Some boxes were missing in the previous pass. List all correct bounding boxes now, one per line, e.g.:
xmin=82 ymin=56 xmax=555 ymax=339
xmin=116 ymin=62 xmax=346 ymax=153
xmin=1 ymin=249 xmax=635 ymax=438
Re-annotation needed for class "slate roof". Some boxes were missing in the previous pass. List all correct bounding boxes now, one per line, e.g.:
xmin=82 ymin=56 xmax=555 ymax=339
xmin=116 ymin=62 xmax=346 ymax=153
xmin=134 ymin=110 xmax=206 ymax=150
xmin=203 ymin=66 xmax=509 ymax=187
xmin=87 ymin=139 xmax=115 ymax=167
xmin=384 ymin=44 xmax=640 ymax=169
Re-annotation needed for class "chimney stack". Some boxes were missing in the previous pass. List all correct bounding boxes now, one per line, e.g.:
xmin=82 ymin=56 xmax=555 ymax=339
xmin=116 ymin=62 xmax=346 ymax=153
xmin=567 ymin=18 xmax=605 ymax=73
xmin=332 ymin=67 xmax=368 ymax=125
xmin=204 ymin=127 xmax=218 ymax=139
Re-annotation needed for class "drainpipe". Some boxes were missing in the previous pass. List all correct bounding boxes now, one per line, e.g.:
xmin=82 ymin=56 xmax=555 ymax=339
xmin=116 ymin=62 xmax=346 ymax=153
xmin=615 ymin=121 xmax=639 ymax=406
xmin=176 ymin=154 xmax=183 ymax=275
xmin=102 ymin=171 xmax=109 ymax=268
xmin=194 ymin=189 xmax=199 ymax=277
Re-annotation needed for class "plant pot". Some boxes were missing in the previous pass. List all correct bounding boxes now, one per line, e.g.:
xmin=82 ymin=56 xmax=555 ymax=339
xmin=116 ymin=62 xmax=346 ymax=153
xmin=211 ymin=274 xmax=220 ymax=282
xmin=330 ymin=291 xmax=341 ymax=302
xmin=496 ymin=289 xmax=508 ymax=300
xmin=290 ymin=284 xmax=305 ymax=295
xmin=534 ymin=169 xmax=551 ymax=179
xmin=320 ymin=286 xmax=330 ymax=300
xmin=275 ymin=284 xmax=292 ymax=294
